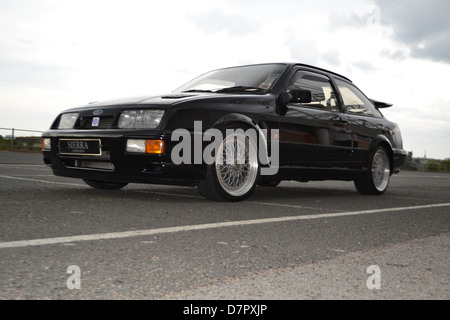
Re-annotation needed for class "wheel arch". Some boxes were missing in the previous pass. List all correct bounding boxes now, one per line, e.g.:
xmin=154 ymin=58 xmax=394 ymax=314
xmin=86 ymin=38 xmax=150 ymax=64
xmin=368 ymin=135 xmax=394 ymax=173
xmin=211 ymin=113 xmax=270 ymax=166
xmin=212 ymin=113 xmax=257 ymax=130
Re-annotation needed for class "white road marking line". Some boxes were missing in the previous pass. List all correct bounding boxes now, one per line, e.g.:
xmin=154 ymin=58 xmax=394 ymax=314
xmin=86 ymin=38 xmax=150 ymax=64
xmin=2 ymin=172 xmax=442 ymax=203
xmin=247 ymin=201 xmax=339 ymax=211
xmin=0 ymin=175 xmax=87 ymax=187
xmin=1 ymin=202 xmax=449 ymax=249
xmin=137 ymin=190 xmax=329 ymax=210
xmin=2 ymin=174 xmax=55 ymax=177
xmin=0 ymin=175 xmax=327 ymax=210
xmin=398 ymin=174 xmax=450 ymax=179
xmin=136 ymin=190 xmax=203 ymax=199
xmin=0 ymin=164 xmax=48 ymax=169
xmin=0 ymin=164 xmax=46 ymax=166
xmin=0 ymin=175 xmax=334 ymax=209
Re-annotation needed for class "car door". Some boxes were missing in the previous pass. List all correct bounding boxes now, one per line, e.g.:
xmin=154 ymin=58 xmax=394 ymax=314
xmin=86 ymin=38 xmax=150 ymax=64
xmin=333 ymin=78 xmax=386 ymax=169
xmin=278 ymin=70 xmax=355 ymax=168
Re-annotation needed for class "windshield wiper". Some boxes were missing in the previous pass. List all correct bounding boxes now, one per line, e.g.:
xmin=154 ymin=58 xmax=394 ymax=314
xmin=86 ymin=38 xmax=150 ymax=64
xmin=182 ymin=86 xmax=265 ymax=94
xmin=182 ymin=89 xmax=214 ymax=93
xmin=214 ymin=86 xmax=265 ymax=93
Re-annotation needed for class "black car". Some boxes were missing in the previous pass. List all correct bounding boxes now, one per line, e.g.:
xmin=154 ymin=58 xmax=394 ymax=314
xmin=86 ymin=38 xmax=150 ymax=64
xmin=42 ymin=63 xmax=407 ymax=201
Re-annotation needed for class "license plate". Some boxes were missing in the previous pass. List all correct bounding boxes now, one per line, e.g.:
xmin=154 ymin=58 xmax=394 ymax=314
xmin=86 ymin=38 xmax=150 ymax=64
xmin=59 ymin=139 xmax=102 ymax=156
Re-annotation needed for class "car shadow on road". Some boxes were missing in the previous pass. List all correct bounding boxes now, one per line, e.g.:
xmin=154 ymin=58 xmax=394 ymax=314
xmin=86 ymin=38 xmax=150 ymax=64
xmin=42 ymin=180 xmax=364 ymax=205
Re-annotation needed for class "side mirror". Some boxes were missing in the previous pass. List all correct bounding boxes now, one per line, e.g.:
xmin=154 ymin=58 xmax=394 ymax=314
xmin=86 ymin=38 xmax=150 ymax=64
xmin=289 ymin=89 xmax=312 ymax=103
xmin=276 ymin=92 xmax=290 ymax=116
xmin=276 ymin=89 xmax=313 ymax=116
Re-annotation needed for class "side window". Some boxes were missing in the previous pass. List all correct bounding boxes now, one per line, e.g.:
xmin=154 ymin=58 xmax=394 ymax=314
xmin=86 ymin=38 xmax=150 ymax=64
xmin=286 ymin=71 xmax=339 ymax=112
xmin=335 ymin=79 xmax=382 ymax=118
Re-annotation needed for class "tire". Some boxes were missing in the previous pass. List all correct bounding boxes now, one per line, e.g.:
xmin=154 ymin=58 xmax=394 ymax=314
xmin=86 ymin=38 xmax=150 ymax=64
xmin=83 ymin=179 xmax=128 ymax=190
xmin=354 ymin=146 xmax=391 ymax=195
xmin=198 ymin=126 xmax=259 ymax=201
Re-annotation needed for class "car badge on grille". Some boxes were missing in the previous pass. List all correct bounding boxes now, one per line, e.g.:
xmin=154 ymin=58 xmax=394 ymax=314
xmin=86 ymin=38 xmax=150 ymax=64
xmin=93 ymin=109 xmax=103 ymax=115
xmin=92 ymin=117 xmax=100 ymax=127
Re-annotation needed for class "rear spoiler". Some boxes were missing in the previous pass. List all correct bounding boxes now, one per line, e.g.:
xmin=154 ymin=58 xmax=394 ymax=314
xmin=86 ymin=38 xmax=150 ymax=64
xmin=371 ymin=99 xmax=393 ymax=109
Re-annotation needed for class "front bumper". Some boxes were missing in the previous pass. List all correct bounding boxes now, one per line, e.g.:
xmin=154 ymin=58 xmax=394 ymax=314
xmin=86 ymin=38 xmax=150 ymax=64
xmin=42 ymin=131 xmax=205 ymax=186
xmin=392 ymin=148 xmax=408 ymax=172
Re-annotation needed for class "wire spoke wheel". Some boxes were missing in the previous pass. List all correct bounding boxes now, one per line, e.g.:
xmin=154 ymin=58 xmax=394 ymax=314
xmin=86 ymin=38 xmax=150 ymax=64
xmin=371 ymin=149 xmax=390 ymax=192
xmin=354 ymin=146 xmax=391 ymax=195
xmin=215 ymin=132 xmax=259 ymax=197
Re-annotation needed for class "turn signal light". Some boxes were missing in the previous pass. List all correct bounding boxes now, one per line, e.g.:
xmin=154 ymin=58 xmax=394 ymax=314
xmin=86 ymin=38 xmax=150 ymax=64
xmin=145 ymin=140 xmax=165 ymax=154
xmin=42 ymin=138 xmax=51 ymax=151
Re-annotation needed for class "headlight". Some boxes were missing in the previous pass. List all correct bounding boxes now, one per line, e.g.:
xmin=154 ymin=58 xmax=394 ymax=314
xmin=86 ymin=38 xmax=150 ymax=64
xmin=58 ymin=112 xmax=79 ymax=129
xmin=126 ymin=139 xmax=165 ymax=154
xmin=118 ymin=110 xmax=164 ymax=129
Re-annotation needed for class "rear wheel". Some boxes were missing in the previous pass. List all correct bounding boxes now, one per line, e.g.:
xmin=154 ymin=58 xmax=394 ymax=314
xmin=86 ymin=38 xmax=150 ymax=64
xmin=198 ymin=128 xmax=259 ymax=201
xmin=83 ymin=179 xmax=128 ymax=190
xmin=354 ymin=146 xmax=391 ymax=195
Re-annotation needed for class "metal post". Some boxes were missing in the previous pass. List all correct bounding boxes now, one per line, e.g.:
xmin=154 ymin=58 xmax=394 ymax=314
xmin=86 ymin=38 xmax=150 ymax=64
xmin=11 ymin=128 xmax=14 ymax=151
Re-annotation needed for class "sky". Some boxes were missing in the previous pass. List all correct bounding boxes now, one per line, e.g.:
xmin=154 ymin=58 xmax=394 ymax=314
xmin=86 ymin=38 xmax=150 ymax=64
xmin=1 ymin=0 xmax=449 ymax=159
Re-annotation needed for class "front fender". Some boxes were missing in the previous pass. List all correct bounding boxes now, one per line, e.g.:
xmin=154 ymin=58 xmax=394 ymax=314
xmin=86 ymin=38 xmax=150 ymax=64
xmin=369 ymin=134 xmax=393 ymax=152
xmin=366 ymin=134 xmax=394 ymax=172
xmin=212 ymin=113 xmax=271 ymax=168
xmin=212 ymin=113 xmax=257 ymax=129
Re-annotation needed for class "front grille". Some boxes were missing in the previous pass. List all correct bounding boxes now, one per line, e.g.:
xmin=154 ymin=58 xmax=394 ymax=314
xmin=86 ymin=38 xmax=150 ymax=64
xmin=77 ymin=116 xmax=115 ymax=129
xmin=62 ymin=159 xmax=115 ymax=171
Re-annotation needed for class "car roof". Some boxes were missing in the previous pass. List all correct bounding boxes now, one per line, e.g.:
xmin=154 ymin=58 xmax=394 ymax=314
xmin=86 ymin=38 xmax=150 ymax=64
xmin=207 ymin=62 xmax=354 ymax=93
xmin=226 ymin=62 xmax=353 ymax=83
xmin=290 ymin=63 xmax=352 ymax=82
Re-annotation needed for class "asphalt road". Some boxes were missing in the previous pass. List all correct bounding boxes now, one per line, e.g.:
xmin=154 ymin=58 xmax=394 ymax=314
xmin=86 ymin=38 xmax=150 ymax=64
xmin=0 ymin=152 xmax=449 ymax=301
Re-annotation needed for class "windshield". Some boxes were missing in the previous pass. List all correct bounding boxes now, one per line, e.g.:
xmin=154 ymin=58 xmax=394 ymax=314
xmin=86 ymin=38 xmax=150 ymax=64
xmin=173 ymin=64 xmax=287 ymax=93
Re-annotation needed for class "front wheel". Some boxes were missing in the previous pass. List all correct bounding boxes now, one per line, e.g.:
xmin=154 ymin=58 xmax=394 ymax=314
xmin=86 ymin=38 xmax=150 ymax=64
xmin=198 ymin=129 xmax=259 ymax=201
xmin=354 ymin=146 xmax=391 ymax=195
xmin=83 ymin=179 xmax=128 ymax=190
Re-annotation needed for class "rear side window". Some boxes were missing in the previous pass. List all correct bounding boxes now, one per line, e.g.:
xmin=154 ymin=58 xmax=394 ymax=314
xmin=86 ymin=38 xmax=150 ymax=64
xmin=287 ymin=71 xmax=339 ymax=112
xmin=335 ymin=79 xmax=382 ymax=118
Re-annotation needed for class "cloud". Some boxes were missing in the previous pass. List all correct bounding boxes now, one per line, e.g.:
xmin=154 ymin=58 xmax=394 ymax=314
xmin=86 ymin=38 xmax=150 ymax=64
xmin=326 ymin=0 xmax=450 ymax=64
xmin=352 ymin=60 xmax=378 ymax=72
xmin=190 ymin=9 xmax=258 ymax=36
xmin=375 ymin=0 xmax=450 ymax=63
xmin=411 ymin=32 xmax=450 ymax=63
xmin=380 ymin=48 xmax=407 ymax=61
xmin=0 ymin=59 xmax=75 ymax=88
xmin=328 ymin=11 xmax=368 ymax=30
xmin=284 ymin=33 xmax=320 ymax=66
xmin=327 ymin=4 xmax=381 ymax=30
xmin=321 ymin=50 xmax=342 ymax=66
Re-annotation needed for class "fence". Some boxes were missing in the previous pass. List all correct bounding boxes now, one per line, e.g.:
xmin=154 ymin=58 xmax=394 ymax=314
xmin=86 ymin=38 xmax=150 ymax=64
xmin=0 ymin=127 xmax=44 ymax=152
xmin=422 ymin=161 xmax=450 ymax=173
